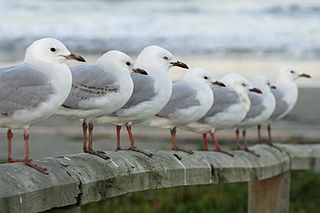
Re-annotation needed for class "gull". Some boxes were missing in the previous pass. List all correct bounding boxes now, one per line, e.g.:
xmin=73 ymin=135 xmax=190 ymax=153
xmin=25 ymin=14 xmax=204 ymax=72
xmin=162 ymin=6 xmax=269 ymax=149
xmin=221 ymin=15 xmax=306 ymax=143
xmin=267 ymin=67 xmax=311 ymax=146
xmin=149 ymin=68 xmax=225 ymax=154
xmin=56 ymin=50 xmax=147 ymax=159
xmin=0 ymin=38 xmax=85 ymax=174
xmin=96 ymin=45 xmax=189 ymax=156
xmin=182 ymin=73 xmax=260 ymax=156
xmin=235 ymin=76 xmax=276 ymax=156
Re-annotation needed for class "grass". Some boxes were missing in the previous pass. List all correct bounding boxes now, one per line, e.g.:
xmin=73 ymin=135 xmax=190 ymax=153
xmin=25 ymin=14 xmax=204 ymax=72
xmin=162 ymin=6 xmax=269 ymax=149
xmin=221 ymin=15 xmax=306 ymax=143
xmin=290 ymin=171 xmax=320 ymax=213
xmin=84 ymin=171 xmax=319 ymax=213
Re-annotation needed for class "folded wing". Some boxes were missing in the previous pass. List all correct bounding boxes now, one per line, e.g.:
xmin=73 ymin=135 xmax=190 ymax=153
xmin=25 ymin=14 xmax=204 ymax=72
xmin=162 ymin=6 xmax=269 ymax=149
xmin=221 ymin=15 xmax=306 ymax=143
xmin=157 ymin=82 xmax=200 ymax=118
xmin=63 ymin=64 xmax=119 ymax=109
xmin=0 ymin=64 xmax=55 ymax=117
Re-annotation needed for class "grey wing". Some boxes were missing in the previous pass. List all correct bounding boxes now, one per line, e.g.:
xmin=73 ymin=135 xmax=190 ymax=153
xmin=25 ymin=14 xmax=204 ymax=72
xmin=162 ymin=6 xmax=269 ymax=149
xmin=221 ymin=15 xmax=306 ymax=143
xmin=0 ymin=64 xmax=55 ymax=116
xmin=271 ymin=89 xmax=288 ymax=119
xmin=201 ymin=86 xmax=240 ymax=119
xmin=244 ymin=93 xmax=265 ymax=120
xmin=120 ymin=73 xmax=156 ymax=109
xmin=157 ymin=83 xmax=200 ymax=118
xmin=63 ymin=64 xmax=119 ymax=109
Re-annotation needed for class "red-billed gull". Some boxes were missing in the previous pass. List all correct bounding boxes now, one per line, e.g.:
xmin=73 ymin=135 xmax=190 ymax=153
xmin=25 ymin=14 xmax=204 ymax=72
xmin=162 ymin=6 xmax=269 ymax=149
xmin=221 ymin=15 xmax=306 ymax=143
xmin=150 ymin=68 xmax=225 ymax=154
xmin=235 ymin=76 xmax=276 ymax=156
xmin=97 ymin=45 xmax=189 ymax=157
xmin=182 ymin=73 xmax=260 ymax=156
xmin=57 ymin=50 xmax=147 ymax=159
xmin=2 ymin=38 xmax=85 ymax=174
xmin=267 ymin=67 xmax=311 ymax=146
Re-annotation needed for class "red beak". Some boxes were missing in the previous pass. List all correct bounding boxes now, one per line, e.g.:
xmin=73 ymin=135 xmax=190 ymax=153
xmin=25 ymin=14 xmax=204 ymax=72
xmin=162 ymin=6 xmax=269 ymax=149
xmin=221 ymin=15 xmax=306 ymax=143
xmin=249 ymin=88 xmax=263 ymax=94
xmin=65 ymin=53 xmax=86 ymax=62
xmin=170 ymin=61 xmax=189 ymax=69
xmin=133 ymin=68 xmax=148 ymax=75
xmin=299 ymin=73 xmax=311 ymax=78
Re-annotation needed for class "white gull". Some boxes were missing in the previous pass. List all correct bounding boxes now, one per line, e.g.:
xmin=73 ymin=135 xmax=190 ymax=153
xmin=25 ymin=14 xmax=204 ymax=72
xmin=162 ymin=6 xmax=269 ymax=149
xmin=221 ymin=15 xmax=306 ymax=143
xmin=235 ymin=76 xmax=276 ymax=156
xmin=267 ymin=67 xmax=311 ymax=145
xmin=182 ymin=73 xmax=259 ymax=155
xmin=56 ymin=50 xmax=147 ymax=159
xmin=149 ymin=67 xmax=224 ymax=153
xmin=96 ymin=45 xmax=189 ymax=156
xmin=1 ymin=38 xmax=85 ymax=174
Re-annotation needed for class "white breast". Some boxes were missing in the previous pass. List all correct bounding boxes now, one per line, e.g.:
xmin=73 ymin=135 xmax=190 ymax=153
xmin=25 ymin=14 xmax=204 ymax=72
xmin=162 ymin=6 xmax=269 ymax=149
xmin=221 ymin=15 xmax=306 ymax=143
xmin=7 ymin=64 xmax=72 ymax=128
xmin=276 ymin=79 xmax=298 ymax=118
xmin=110 ymin=72 xmax=173 ymax=125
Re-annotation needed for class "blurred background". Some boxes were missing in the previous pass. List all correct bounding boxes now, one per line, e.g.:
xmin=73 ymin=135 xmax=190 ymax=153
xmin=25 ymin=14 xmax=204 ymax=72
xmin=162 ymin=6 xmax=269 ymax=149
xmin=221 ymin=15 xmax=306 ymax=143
xmin=0 ymin=0 xmax=319 ymax=212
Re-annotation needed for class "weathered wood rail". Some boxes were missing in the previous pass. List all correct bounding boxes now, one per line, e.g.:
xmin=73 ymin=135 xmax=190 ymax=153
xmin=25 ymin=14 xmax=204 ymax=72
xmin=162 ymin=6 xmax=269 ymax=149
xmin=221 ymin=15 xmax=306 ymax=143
xmin=0 ymin=144 xmax=319 ymax=213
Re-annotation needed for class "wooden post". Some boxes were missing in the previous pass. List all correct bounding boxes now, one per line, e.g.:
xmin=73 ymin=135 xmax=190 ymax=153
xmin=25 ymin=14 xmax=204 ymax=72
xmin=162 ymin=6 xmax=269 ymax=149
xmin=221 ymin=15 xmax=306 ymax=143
xmin=248 ymin=171 xmax=291 ymax=213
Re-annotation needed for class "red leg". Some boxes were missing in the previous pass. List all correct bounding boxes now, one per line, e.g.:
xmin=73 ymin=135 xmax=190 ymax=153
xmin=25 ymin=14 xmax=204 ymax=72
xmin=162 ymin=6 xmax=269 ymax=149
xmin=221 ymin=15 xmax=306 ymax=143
xmin=171 ymin=127 xmax=193 ymax=154
xmin=7 ymin=129 xmax=24 ymax=163
xmin=87 ymin=122 xmax=109 ymax=160
xmin=7 ymin=129 xmax=14 ymax=162
xmin=209 ymin=130 xmax=234 ymax=157
xmin=242 ymin=129 xmax=260 ymax=157
xmin=82 ymin=120 xmax=88 ymax=153
xmin=88 ymin=122 xmax=93 ymax=151
xmin=127 ymin=123 xmax=136 ymax=149
xmin=242 ymin=129 xmax=247 ymax=148
xmin=7 ymin=128 xmax=13 ymax=162
xmin=170 ymin=127 xmax=176 ymax=149
xmin=23 ymin=128 xmax=48 ymax=174
xmin=257 ymin=124 xmax=262 ymax=143
xmin=202 ymin=132 xmax=209 ymax=151
xmin=210 ymin=130 xmax=221 ymax=151
xmin=235 ymin=128 xmax=241 ymax=150
xmin=266 ymin=123 xmax=282 ymax=151
xmin=116 ymin=125 xmax=122 ymax=151
xmin=267 ymin=123 xmax=272 ymax=144
xmin=126 ymin=123 xmax=152 ymax=157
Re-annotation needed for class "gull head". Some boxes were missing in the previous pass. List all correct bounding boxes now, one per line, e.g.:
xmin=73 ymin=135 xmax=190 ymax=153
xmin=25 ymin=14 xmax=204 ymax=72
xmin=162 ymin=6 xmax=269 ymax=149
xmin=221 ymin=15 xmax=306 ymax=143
xmin=135 ymin=45 xmax=189 ymax=72
xmin=222 ymin=73 xmax=262 ymax=94
xmin=250 ymin=76 xmax=276 ymax=92
xmin=25 ymin=38 xmax=85 ymax=64
xmin=184 ymin=68 xmax=225 ymax=87
xmin=97 ymin=50 xmax=147 ymax=75
xmin=280 ymin=67 xmax=311 ymax=81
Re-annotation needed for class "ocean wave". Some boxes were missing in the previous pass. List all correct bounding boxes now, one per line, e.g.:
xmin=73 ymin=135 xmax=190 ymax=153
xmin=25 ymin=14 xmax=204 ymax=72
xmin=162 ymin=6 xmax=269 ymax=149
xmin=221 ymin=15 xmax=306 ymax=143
xmin=1 ymin=36 xmax=320 ymax=61
xmin=261 ymin=4 xmax=320 ymax=16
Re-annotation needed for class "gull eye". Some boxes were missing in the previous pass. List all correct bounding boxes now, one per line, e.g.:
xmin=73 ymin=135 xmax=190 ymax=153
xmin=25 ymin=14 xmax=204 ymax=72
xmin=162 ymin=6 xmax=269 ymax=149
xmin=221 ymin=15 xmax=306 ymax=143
xmin=50 ymin=47 xmax=56 ymax=52
xmin=126 ymin=61 xmax=131 ymax=66
xmin=290 ymin=70 xmax=295 ymax=74
xmin=163 ymin=56 xmax=169 ymax=60
xmin=241 ymin=83 xmax=247 ymax=87
xmin=204 ymin=76 xmax=208 ymax=80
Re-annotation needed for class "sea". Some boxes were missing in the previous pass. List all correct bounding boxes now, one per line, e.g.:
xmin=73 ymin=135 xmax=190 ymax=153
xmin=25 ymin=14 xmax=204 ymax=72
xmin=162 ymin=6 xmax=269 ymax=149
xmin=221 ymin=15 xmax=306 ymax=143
xmin=0 ymin=0 xmax=320 ymax=61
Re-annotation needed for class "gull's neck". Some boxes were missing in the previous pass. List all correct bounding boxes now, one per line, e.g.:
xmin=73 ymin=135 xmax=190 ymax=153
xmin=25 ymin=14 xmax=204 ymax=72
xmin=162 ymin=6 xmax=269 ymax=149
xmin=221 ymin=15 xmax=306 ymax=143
xmin=278 ymin=74 xmax=298 ymax=82
xmin=24 ymin=57 xmax=70 ymax=79
xmin=185 ymin=79 xmax=210 ymax=92
xmin=136 ymin=60 xmax=168 ymax=76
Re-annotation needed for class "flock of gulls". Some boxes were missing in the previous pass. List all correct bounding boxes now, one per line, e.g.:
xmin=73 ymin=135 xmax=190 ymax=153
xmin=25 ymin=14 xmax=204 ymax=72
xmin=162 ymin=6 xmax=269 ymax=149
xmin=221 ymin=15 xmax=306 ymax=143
xmin=0 ymin=38 xmax=311 ymax=174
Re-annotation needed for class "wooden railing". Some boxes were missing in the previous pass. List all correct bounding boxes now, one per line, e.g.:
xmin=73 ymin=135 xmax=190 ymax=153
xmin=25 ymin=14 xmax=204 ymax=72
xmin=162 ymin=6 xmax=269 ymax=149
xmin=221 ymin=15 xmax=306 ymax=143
xmin=0 ymin=144 xmax=319 ymax=213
